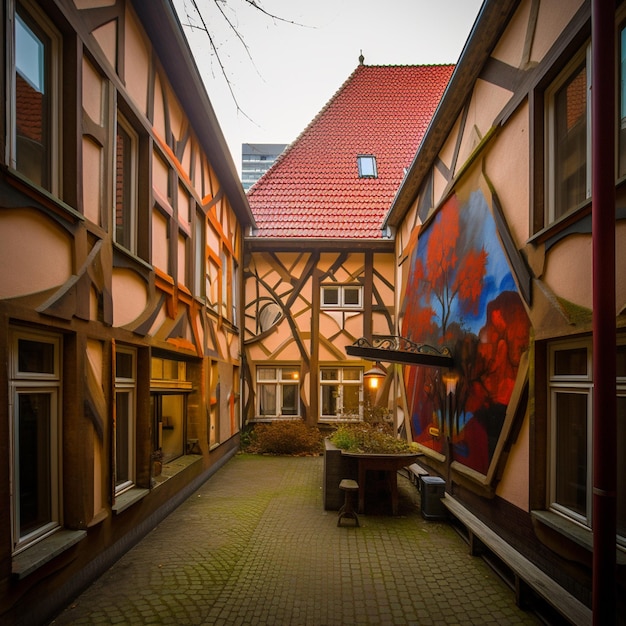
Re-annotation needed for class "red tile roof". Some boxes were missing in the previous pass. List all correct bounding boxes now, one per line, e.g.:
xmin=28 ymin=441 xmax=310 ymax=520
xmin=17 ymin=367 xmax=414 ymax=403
xmin=247 ymin=63 xmax=454 ymax=239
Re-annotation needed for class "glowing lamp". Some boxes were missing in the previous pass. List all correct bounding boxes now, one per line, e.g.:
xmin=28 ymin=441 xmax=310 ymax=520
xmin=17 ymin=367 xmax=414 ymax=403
xmin=364 ymin=362 xmax=386 ymax=390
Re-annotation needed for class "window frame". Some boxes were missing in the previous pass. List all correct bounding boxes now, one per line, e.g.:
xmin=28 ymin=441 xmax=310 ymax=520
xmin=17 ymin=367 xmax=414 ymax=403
xmin=150 ymin=356 xmax=192 ymax=463
xmin=9 ymin=328 xmax=61 ymax=554
xmin=114 ymin=114 xmax=138 ymax=254
xmin=547 ymin=337 xmax=626 ymax=545
xmin=319 ymin=366 xmax=363 ymax=421
xmin=321 ymin=284 xmax=363 ymax=310
xmin=255 ymin=366 xmax=300 ymax=419
xmin=10 ymin=0 xmax=62 ymax=195
xmin=114 ymin=346 xmax=136 ymax=495
xmin=357 ymin=155 xmax=378 ymax=178
xmin=544 ymin=43 xmax=592 ymax=227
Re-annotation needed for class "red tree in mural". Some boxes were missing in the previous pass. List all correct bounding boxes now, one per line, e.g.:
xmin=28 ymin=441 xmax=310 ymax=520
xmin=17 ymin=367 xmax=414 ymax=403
xmin=415 ymin=201 xmax=488 ymax=341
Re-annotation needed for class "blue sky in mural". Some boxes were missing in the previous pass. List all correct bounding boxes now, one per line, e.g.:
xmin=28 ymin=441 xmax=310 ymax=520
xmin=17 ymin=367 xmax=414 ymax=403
xmin=442 ymin=190 xmax=515 ymax=336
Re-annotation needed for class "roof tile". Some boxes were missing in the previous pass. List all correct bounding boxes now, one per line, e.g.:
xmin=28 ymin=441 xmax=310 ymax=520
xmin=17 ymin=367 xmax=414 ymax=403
xmin=247 ymin=64 xmax=454 ymax=239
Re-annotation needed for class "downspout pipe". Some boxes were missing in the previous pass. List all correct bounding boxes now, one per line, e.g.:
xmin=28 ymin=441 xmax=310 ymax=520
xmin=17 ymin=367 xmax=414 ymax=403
xmin=591 ymin=1 xmax=617 ymax=623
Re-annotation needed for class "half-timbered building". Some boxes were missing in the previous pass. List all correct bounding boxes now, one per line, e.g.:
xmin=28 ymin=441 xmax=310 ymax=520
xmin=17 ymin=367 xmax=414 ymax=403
xmin=243 ymin=61 xmax=454 ymax=431
xmin=385 ymin=0 xmax=624 ymax=621
xmin=0 ymin=1 xmax=252 ymax=623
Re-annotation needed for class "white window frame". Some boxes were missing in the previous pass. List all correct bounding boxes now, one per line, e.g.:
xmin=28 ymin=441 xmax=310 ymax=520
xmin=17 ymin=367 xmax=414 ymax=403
xmin=321 ymin=284 xmax=363 ymax=310
xmin=548 ymin=339 xmax=592 ymax=526
xmin=9 ymin=328 xmax=61 ymax=554
xmin=114 ymin=114 xmax=138 ymax=253
xmin=545 ymin=44 xmax=592 ymax=225
xmin=548 ymin=338 xmax=626 ymax=545
xmin=256 ymin=366 xmax=300 ymax=419
xmin=9 ymin=0 xmax=62 ymax=195
xmin=357 ymin=155 xmax=377 ymax=178
xmin=319 ymin=367 xmax=363 ymax=421
xmin=115 ymin=346 xmax=136 ymax=495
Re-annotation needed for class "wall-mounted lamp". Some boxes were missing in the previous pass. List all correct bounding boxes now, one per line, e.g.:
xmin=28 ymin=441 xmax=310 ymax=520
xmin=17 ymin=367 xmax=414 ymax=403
xmin=364 ymin=362 xmax=387 ymax=390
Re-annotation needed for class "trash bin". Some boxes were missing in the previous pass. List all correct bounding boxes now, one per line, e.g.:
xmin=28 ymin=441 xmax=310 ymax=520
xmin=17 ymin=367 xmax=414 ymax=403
xmin=420 ymin=476 xmax=446 ymax=520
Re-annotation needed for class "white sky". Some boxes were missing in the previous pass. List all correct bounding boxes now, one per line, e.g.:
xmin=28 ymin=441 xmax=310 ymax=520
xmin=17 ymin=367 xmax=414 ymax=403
xmin=173 ymin=0 xmax=484 ymax=173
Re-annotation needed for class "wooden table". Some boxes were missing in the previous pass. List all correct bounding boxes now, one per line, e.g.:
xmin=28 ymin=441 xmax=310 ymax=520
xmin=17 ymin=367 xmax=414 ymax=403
xmin=342 ymin=452 xmax=421 ymax=515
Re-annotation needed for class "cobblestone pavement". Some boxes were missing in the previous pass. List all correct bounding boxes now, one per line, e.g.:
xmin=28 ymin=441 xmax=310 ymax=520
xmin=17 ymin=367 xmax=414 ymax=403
xmin=50 ymin=454 xmax=541 ymax=625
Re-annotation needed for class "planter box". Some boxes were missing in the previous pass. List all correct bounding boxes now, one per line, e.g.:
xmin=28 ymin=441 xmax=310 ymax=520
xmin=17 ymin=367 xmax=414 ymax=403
xmin=323 ymin=439 xmax=357 ymax=510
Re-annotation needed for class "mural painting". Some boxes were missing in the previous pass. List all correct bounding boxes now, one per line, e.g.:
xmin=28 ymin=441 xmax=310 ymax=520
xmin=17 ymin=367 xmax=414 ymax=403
xmin=401 ymin=189 xmax=530 ymax=475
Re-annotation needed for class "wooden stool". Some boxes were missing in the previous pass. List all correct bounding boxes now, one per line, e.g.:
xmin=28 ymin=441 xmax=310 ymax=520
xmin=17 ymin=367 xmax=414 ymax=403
xmin=337 ymin=479 xmax=360 ymax=527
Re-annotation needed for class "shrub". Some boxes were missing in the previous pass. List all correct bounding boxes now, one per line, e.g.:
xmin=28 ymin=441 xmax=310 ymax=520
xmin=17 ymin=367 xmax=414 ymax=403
xmin=243 ymin=421 xmax=323 ymax=455
xmin=329 ymin=422 xmax=417 ymax=454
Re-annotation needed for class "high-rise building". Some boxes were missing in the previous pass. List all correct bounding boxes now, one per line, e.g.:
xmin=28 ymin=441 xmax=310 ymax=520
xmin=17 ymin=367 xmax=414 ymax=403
xmin=241 ymin=143 xmax=287 ymax=191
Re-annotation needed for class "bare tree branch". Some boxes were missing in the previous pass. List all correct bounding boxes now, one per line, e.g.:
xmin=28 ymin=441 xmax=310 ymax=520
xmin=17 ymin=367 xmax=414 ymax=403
xmin=177 ymin=0 xmax=310 ymax=122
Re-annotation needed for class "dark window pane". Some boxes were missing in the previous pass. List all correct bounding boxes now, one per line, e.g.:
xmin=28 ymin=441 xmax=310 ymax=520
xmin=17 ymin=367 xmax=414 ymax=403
xmin=555 ymin=392 xmax=587 ymax=516
xmin=554 ymin=64 xmax=587 ymax=219
xmin=116 ymin=351 xmax=134 ymax=379
xmin=115 ymin=391 xmax=130 ymax=486
xmin=323 ymin=288 xmax=339 ymax=306
xmin=259 ymin=384 xmax=277 ymax=416
xmin=18 ymin=393 xmax=52 ymax=537
xmin=321 ymin=369 xmax=338 ymax=381
xmin=322 ymin=384 xmax=338 ymax=416
xmin=18 ymin=338 xmax=54 ymax=374
xmin=617 ymin=345 xmax=626 ymax=379
xmin=554 ymin=347 xmax=587 ymax=376
xmin=281 ymin=384 xmax=298 ymax=415
xmin=344 ymin=287 xmax=360 ymax=306
xmin=115 ymin=124 xmax=133 ymax=249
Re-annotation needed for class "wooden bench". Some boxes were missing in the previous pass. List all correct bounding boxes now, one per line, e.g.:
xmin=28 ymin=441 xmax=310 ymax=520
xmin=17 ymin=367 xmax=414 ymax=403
xmin=442 ymin=494 xmax=591 ymax=626
xmin=405 ymin=463 xmax=428 ymax=488
xmin=337 ymin=479 xmax=360 ymax=527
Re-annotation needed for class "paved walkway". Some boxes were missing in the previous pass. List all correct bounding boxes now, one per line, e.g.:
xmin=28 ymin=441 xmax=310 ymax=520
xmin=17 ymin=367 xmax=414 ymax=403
xmin=50 ymin=454 xmax=540 ymax=625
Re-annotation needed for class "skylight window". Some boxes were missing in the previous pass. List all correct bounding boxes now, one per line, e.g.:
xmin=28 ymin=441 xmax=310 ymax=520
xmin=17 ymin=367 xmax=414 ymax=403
xmin=357 ymin=155 xmax=377 ymax=178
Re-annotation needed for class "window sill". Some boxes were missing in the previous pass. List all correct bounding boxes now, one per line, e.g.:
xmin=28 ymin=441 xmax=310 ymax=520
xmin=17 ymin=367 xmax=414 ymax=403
xmin=12 ymin=529 xmax=87 ymax=580
xmin=250 ymin=417 xmax=303 ymax=422
xmin=531 ymin=510 xmax=626 ymax=565
xmin=113 ymin=487 xmax=150 ymax=514
xmin=528 ymin=201 xmax=591 ymax=246
xmin=152 ymin=454 xmax=202 ymax=487
xmin=318 ymin=417 xmax=362 ymax=423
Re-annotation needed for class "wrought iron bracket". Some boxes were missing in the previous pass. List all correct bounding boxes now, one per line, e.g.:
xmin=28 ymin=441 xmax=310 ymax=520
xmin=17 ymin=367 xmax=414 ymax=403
xmin=346 ymin=335 xmax=454 ymax=368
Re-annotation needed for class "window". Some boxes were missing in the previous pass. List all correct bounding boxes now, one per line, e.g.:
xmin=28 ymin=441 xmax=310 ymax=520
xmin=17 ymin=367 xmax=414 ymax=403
xmin=10 ymin=329 xmax=61 ymax=553
xmin=357 ymin=155 xmax=377 ymax=178
xmin=320 ymin=367 xmax=363 ymax=420
xmin=115 ymin=116 xmax=138 ymax=253
xmin=321 ymin=285 xmax=362 ymax=310
xmin=194 ymin=209 xmax=205 ymax=298
xmin=12 ymin=2 xmax=61 ymax=193
xmin=151 ymin=357 xmax=192 ymax=463
xmin=545 ymin=45 xmax=591 ymax=224
xmin=256 ymin=367 xmax=300 ymax=418
xmin=115 ymin=347 xmax=136 ymax=494
xmin=548 ymin=339 xmax=626 ymax=542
